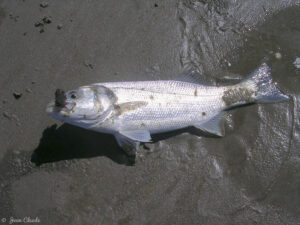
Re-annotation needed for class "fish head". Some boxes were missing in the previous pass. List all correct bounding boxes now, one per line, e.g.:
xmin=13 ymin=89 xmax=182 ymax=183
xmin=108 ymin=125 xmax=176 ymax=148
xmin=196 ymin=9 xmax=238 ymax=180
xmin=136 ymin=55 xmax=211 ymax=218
xmin=46 ymin=85 xmax=116 ymax=128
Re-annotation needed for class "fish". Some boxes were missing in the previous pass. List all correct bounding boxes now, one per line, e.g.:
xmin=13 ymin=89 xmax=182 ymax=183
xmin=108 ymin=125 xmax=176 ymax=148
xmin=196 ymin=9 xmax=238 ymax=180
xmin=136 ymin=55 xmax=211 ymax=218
xmin=46 ymin=63 xmax=289 ymax=155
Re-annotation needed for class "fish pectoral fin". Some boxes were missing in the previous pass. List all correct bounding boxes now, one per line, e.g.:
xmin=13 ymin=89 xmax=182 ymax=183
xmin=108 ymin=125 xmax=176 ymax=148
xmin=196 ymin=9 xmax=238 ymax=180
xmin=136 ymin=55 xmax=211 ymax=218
xmin=175 ymin=70 xmax=215 ymax=86
xmin=114 ymin=133 xmax=139 ymax=156
xmin=194 ymin=113 xmax=225 ymax=137
xmin=119 ymin=129 xmax=152 ymax=142
xmin=114 ymin=101 xmax=148 ymax=116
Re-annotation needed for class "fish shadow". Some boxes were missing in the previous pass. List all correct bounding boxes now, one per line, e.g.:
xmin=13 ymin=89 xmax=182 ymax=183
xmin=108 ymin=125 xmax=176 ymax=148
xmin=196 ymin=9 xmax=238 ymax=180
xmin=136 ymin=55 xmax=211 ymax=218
xmin=31 ymin=124 xmax=135 ymax=166
xmin=31 ymin=124 xmax=217 ymax=166
xmin=32 ymin=120 xmax=227 ymax=166
xmin=150 ymin=127 xmax=221 ymax=143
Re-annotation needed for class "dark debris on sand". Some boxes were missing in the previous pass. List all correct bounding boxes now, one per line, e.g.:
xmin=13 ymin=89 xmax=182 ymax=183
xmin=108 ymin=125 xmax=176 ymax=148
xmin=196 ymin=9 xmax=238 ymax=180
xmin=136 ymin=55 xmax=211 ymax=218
xmin=13 ymin=92 xmax=22 ymax=99
xmin=40 ymin=2 xmax=49 ymax=8
xmin=34 ymin=16 xmax=52 ymax=33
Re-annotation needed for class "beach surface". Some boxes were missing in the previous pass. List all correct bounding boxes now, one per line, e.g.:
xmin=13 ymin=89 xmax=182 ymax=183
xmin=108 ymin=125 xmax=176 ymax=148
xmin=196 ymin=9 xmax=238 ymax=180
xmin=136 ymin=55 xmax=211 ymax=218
xmin=0 ymin=0 xmax=299 ymax=224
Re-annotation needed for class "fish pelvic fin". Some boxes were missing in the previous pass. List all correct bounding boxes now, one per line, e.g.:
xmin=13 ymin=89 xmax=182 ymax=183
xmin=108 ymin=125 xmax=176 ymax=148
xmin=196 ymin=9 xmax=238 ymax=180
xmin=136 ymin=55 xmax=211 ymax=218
xmin=114 ymin=129 xmax=151 ymax=155
xmin=243 ymin=63 xmax=289 ymax=103
xmin=222 ymin=63 xmax=289 ymax=107
xmin=114 ymin=133 xmax=139 ymax=156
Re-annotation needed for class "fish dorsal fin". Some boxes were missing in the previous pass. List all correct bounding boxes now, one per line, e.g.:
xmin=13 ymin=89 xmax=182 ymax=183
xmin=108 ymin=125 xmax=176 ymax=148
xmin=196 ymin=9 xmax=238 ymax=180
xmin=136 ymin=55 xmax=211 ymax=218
xmin=194 ymin=112 xmax=225 ymax=137
xmin=119 ymin=130 xmax=151 ymax=142
xmin=175 ymin=70 xmax=215 ymax=86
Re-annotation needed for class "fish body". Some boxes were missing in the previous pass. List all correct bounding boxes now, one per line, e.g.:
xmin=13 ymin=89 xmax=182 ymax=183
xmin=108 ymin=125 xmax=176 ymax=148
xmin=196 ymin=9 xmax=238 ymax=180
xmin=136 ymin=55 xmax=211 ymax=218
xmin=46 ymin=63 xmax=289 ymax=154
xmin=97 ymin=80 xmax=224 ymax=133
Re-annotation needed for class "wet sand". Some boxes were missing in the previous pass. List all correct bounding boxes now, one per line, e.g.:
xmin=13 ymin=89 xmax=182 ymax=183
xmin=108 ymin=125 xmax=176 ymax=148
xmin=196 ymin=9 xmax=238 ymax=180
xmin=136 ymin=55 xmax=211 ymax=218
xmin=0 ymin=0 xmax=299 ymax=224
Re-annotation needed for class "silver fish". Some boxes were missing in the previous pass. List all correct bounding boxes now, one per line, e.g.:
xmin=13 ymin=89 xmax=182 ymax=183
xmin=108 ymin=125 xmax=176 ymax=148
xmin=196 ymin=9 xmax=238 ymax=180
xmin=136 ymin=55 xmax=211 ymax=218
xmin=46 ymin=63 xmax=289 ymax=154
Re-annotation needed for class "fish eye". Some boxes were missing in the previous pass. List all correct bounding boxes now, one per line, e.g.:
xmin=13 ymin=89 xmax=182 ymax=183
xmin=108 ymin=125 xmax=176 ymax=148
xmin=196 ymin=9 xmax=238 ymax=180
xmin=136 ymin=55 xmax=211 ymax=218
xmin=69 ymin=91 xmax=78 ymax=99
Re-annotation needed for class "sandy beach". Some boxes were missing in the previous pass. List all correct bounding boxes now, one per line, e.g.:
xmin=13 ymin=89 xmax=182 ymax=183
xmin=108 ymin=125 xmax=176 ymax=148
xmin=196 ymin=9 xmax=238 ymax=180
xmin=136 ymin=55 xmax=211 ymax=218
xmin=0 ymin=0 xmax=299 ymax=224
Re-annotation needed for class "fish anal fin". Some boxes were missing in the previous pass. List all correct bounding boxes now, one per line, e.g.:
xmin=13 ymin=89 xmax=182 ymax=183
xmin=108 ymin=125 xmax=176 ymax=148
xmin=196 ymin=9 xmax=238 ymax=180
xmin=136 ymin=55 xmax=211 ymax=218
xmin=194 ymin=113 xmax=225 ymax=137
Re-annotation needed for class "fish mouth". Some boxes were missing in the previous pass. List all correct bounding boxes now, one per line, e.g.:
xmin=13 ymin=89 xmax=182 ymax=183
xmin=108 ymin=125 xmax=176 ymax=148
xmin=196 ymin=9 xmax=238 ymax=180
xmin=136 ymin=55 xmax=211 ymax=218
xmin=55 ymin=89 xmax=66 ymax=107
xmin=46 ymin=101 xmax=72 ymax=118
xmin=46 ymin=89 xmax=73 ymax=118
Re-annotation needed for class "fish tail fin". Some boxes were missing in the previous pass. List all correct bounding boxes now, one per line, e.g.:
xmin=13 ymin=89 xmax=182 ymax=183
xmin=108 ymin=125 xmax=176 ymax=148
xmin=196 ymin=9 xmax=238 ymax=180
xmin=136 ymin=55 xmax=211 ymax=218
xmin=243 ymin=63 xmax=289 ymax=103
